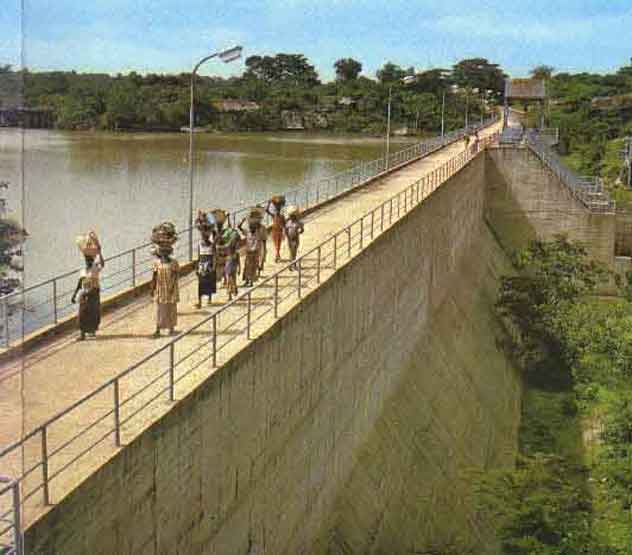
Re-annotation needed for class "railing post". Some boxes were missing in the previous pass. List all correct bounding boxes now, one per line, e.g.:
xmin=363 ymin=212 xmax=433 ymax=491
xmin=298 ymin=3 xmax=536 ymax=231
xmin=347 ymin=227 xmax=352 ymax=258
xmin=273 ymin=274 xmax=279 ymax=319
xmin=52 ymin=279 xmax=58 ymax=325
xmin=397 ymin=193 xmax=401 ymax=219
xmin=113 ymin=378 xmax=121 ymax=447
xmin=333 ymin=234 xmax=338 ymax=269
xmin=41 ymin=426 xmax=50 ymax=505
xmin=169 ymin=343 xmax=175 ymax=402
xmin=297 ymin=259 xmax=302 ymax=299
xmin=359 ymin=218 xmax=364 ymax=249
xmin=370 ymin=210 xmax=375 ymax=239
xmin=212 ymin=314 xmax=217 ymax=367
xmin=381 ymin=203 xmax=385 ymax=232
xmin=389 ymin=198 xmax=393 ymax=224
xmin=246 ymin=291 xmax=252 ymax=340
xmin=4 ymin=297 xmax=10 ymax=348
xmin=316 ymin=246 xmax=321 ymax=284
xmin=131 ymin=249 xmax=137 ymax=288
xmin=12 ymin=480 xmax=23 ymax=555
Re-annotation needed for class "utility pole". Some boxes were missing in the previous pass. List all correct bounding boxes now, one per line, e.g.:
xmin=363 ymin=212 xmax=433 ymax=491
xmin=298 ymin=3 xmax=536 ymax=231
xmin=623 ymin=137 xmax=632 ymax=188
xmin=441 ymin=90 xmax=445 ymax=138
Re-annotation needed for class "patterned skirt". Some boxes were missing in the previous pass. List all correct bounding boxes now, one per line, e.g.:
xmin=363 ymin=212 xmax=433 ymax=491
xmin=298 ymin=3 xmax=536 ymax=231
xmin=243 ymin=251 xmax=259 ymax=282
xmin=78 ymin=288 xmax=101 ymax=334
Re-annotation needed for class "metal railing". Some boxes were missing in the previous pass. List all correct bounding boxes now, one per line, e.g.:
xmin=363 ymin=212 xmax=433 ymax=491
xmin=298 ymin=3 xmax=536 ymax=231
xmin=0 ymin=131 xmax=499 ymax=528
xmin=526 ymin=130 xmax=616 ymax=214
xmin=0 ymin=116 xmax=498 ymax=348
xmin=0 ymin=478 xmax=22 ymax=555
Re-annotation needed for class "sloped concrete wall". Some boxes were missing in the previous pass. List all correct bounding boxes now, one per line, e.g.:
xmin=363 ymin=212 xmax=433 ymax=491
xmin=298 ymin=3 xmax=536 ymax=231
xmin=486 ymin=147 xmax=615 ymax=270
xmin=25 ymin=155 xmax=522 ymax=554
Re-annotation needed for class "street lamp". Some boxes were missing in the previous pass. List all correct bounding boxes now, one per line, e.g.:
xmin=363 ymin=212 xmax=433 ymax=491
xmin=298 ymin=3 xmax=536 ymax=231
xmin=187 ymin=45 xmax=243 ymax=260
xmin=386 ymin=74 xmax=416 ymax=169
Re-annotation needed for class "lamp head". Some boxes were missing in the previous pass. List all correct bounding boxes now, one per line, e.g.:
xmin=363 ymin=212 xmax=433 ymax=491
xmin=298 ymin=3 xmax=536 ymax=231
xmin=218 ymin=46 xmax=243 ymax=63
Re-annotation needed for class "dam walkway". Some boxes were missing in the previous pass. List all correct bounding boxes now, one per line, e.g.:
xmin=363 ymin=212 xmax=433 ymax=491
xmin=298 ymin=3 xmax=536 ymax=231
xmin=0 ymin=120 xmax=501 ymax=535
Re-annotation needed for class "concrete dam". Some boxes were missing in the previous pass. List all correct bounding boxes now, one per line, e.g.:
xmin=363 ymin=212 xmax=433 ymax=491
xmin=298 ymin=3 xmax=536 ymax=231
xmin=6 ymin=126 xmax=620 ymax=553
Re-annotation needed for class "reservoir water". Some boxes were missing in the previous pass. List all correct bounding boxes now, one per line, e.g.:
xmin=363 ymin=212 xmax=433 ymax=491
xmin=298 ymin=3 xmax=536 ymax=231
xmin=0 ymin=129 xmax=409 ymax=288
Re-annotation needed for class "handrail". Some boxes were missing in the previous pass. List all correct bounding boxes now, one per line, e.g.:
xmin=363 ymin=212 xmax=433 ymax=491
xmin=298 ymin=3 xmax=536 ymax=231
xmin=0 ymin=477 xmax=22 ymax=555
xmin=0 ymin=117 xmax=498 ymax=347
xmin=526 ymin=130 xmax=615 ymax=214
xmin=0 ymin=128 xmax=499 ymax=526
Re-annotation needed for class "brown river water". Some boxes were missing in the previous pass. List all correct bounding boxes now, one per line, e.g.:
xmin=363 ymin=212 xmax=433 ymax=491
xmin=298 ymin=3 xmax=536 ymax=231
xmin=0 ymin=129 xmax=411 ymax=288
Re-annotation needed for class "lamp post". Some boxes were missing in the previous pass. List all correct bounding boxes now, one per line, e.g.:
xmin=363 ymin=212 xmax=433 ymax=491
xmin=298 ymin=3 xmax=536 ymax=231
xmin=441 ymin=90 xmax=446 ymax=138
xmin=188 ymin=45 xmax=243 ymax=261
xmin=385 ymin=75 xmax=416 ymax=169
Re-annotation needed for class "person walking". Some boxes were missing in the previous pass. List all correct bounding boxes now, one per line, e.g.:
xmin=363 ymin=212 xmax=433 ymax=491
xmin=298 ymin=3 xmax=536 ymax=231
xmin=149 ymin=222 xmax=179 ymax=337
xmin=71 ymin=231 xmax=104 ymax=341
xmin=223 ymin=226 xmax=241 ymax=300
xmin=266 ymin=196 xmax=286 ymax=263
xmin=238 ymin=216 xmax=260 ymax=287
xmin=284 ymin=206 xmax=304 ymax=271
xmin=194 ymin=231 xmax=216 ymax=308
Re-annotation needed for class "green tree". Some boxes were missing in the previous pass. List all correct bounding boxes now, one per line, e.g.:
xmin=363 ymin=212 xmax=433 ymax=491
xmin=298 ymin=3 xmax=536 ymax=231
xmin=531 ymin=65 xmax=555 ymax=81
xmin=376 ymin=61 xmax=407 ymax=84
xmin=451 ymin=57 xmax=505 ymax=99
xmin=334 ymin=58 xmax=362 ymax=82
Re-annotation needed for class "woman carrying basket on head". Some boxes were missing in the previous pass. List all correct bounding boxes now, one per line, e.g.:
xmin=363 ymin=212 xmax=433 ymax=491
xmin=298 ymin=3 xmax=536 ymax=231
xmin=149 ymin=222 xmax=180 ymax=337
xmin=71 ymin=231 xmax=105 ymax=341
xmin=266 ymin=196 xmax=286 ymax=263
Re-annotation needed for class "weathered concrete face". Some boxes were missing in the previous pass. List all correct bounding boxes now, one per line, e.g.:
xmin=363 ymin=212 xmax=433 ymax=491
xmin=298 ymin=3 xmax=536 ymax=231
xmin=25 ymin=155 xmax=522 ymax=554
xmin=486 ymin=147 xmax=616 ymax=270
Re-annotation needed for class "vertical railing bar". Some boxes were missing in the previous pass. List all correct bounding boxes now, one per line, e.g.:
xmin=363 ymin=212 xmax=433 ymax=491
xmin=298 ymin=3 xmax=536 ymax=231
xmin=297 ymin=260 xmax=302 ymax=299
xmin=246 ymin=291 xmax=252 ymax=340
xmin=131 ymin=249 xmax=137 ymax=289
xmin=113 ymin=379 xmax=121 ymax=447
xmin=41 ymin=427 xmax=50 ymax=505
xmin=52 ymin=279 xmax=58 ymax=325
xmin=169 ymin=343 xmax=175 ymax=402
xmin=316 ymin=246 xmax=321 ymax=284
xmin=333 ymin=234 xmax=338 ymax=269
xmin=212 ymin=314 xmax=217 ymax=367
xmin=273 ymin=274 xmax=279 ymax=319
xmin=12 ymin=481 xmax=23 ymax=555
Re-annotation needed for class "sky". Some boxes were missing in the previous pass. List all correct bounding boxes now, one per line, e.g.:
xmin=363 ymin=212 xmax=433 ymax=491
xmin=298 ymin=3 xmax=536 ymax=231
xmin=1 ymin=0 xmax=631 ymax=80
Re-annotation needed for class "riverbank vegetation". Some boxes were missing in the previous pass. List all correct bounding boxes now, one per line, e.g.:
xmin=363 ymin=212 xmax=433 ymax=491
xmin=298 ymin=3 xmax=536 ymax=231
xmin=0 ymin=56 xmax=504 ymax=134
xmin=477 ymin=236 xmax=632 ymax=554
xmin=523 ymin=62 xmax=632 ymax=204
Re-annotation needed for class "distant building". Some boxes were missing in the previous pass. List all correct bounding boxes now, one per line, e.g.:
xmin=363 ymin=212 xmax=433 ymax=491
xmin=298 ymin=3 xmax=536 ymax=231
xmin=504 ymin=78 xmax=546 ymax=101
xmin=0 ymin=107 xmax=53 ymax=128
xmin=211 ymin=100 xmax=260 ymax=113
xmin=591 ymin=94 xmax=632 ymax=111
xmin=337 ymin=96 xmax=356 ymax=106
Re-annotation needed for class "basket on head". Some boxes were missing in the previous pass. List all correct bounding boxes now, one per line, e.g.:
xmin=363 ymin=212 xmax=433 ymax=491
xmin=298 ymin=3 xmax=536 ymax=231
xmin=210 ymin=209 xmax=228 ymax=226
xmin=287 ymin=205 xmax=300 ymax=217
xmin=270 ymin=195 xmax=286 ymax=213
xmin=76 ymin=231 xmax=101 ymax=257
xmin=151 ymin=222 xmax=178 ymax=247
xmin=248 ymin=207 xmax=265 ymax=225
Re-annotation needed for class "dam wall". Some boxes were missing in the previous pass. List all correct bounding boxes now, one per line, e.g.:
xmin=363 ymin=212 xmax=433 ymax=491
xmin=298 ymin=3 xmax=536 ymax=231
xmin=486 ymin=147 xmax=616 ymax=270
xmin=25 ymin=154 xmax=522 ymax=554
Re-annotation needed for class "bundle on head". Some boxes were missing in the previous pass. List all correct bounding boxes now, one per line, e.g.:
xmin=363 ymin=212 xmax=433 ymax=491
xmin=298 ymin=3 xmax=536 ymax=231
xmin=210 ymin=209 xmax=227 ymax=226
xmin=287 ymin=205 xmax=300 ymax=217
xmin=151 ymin=222 xmax=178 ymax=248
xmin=248 ymin=206 xmax=264 ymax=226
xmin=76 ymin=231 xmax=101 ymax=257
xmin=196 ymin=210 xmax=217 ymax=234
xmin=270 ymin=195 xmax=286 ymax=213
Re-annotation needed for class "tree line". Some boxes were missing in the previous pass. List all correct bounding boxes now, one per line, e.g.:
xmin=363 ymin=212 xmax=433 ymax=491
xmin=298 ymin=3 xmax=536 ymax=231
xmin=0 ymin=55 xmax=505 ymax=133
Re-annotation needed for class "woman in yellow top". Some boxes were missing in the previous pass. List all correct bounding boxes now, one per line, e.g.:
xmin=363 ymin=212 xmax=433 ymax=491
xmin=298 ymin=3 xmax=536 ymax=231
xmin=150 ymin=245 xmax=180 ymax=337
